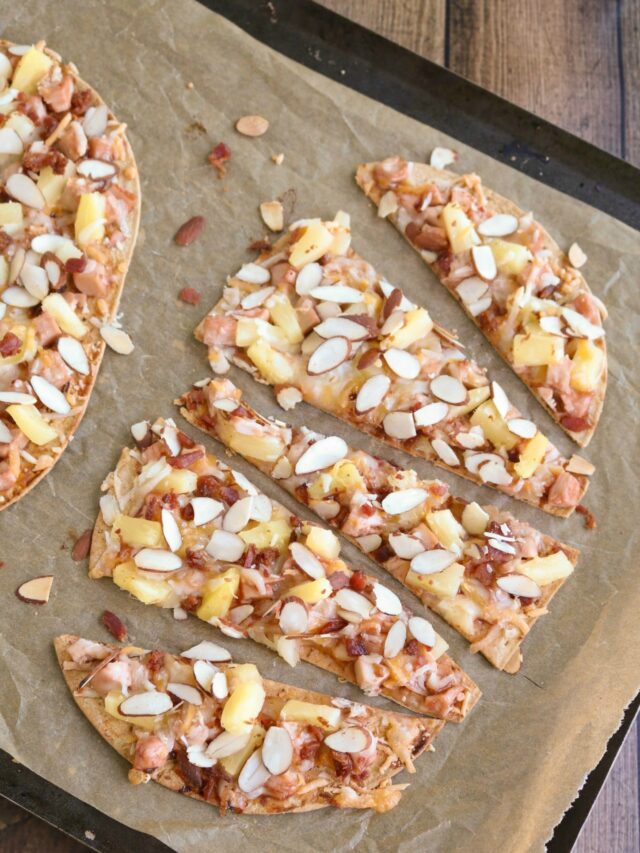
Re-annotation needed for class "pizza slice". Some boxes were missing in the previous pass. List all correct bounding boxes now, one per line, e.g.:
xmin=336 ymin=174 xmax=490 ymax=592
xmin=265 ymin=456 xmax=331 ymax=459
xmin=193 ymin=212 xmax=592 ymax=516
xmin=179 ymin=378 xmax=580 ymax=673
xmin=355 ymin=157 xmax=607 ymax=447
xmin=0 ymin=40 xmax=140 ymax=510
xmin=56 ymin=634 xmax=442 ymax=814
xmin=90 ymin=419 xmax=480 ymax=721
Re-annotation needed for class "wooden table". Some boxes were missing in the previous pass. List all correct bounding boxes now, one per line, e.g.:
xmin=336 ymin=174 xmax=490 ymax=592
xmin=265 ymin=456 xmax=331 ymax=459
xmin=1 ymin=2 xmax=638 ymax=851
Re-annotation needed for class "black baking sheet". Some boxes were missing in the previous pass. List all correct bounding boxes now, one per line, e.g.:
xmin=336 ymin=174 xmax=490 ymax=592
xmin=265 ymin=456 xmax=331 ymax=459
xmin=1 ymin=1 xmax=638 ymax=850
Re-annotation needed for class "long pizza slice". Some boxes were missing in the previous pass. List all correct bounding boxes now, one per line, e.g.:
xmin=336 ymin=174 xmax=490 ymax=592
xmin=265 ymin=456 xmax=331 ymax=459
xmin=355 ymin=157 xmax=607 ymax=447
xmin=56 ymin=634 xmax=442 ymax=814
xmin=193 ymin=212 xmax=592 ymax=516
xmin=89 ymin=419 xmax=480 ymax=721
xmin=178 ymin=378 xmax=581 ymax=673
xmin=0 ymin=41 xmax=140 ymax=509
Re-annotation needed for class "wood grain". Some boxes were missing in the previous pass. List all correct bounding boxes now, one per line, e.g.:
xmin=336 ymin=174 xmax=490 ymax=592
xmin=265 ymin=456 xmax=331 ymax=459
xmin=621 ymin=0 xmax=640 ymax=165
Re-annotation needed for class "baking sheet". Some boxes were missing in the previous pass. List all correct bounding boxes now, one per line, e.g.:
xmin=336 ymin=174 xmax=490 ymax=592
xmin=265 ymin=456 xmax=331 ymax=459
xmin=0 ymin=1 xmax=639 ymax=851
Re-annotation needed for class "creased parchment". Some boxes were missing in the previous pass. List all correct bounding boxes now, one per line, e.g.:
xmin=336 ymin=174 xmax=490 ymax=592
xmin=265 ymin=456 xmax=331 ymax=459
xmin=0 ymin=2 xmax=638 ymax=851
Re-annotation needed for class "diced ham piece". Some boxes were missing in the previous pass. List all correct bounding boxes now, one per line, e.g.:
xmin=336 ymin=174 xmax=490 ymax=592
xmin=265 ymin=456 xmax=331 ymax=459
xmin=133 ymin=735 xmax=169 ymax=771
xmin=66 ymin=638 xmax=111 ymax=663
xmin=91 ymin=660 xmax=132 ymax=693
xmin=571 ymin=291 xmax=601 ymax=326
xmin=547 ymin=472 xmax=582 ymax=509
xmin=58 ymin=120 xmax=88 ymax=160
xmin=270 ymin=262 xmax=297 ymax=288
xmin=201 ymin=315 xmax=237 ymax=347
xmin=73 ymin=259 xmax=110 ymax=297
xmin=17 ymin=93 xmax=47 ymax=125
xmin=33 ymin=311 xmax=62 ymax=347
xmin=88 ymin=136 xmax=115 ymax=162
xmin=31 ymin=350 xmax=73 ymax=389
xmin=38 ymin=72 xmax=74 ymax=114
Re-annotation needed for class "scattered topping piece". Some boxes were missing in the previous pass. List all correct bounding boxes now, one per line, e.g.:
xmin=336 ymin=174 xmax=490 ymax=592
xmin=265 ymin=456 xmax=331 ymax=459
xmin=16 ymin=575 xmax=54 ymax=605
xmin=208 ymin=142 xmax=231 ymax=178
xmin=175 ymin=216 xmax=205 ymax=247
xmin=260 ymin=200 xmax=284 ymax=232
xmin=429 ymin=147 xmax=456 ymax=170
xmin=235 ymin=115 xmax=269 ymax=137
xmin=272 ymin=152 xmax=284 ymax=165
xmin=181 ymin=640 xmax=231 ymax=662
xmin=567 ymin=455 xmax=595 ymax=477
xmin=100 ymin=325 xmax=134 ymax=355
xmin=568 ymin=242 xmax=587 ymax=269
xmin=71 ymin=528 xmax=93 ymax=562
xmin=101 ymin=610 xmax=128 ymax=642
xmin=179 ymin=287 xmax=201 ymax=305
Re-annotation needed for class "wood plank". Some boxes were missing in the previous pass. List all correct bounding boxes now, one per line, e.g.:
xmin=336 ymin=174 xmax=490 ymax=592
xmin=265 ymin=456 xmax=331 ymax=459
xmin=447 ymin=0 xmax=623 ymax=159
xmin=315 ymin=0 xmax=447 ymax=64
xmin=620 ymin=0 xmax=640 ymax=166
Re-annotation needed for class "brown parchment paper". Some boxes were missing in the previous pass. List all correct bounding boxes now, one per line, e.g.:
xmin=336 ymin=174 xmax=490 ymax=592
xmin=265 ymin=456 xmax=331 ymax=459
xmin=0 ymin=2 xmax=638 ymax=851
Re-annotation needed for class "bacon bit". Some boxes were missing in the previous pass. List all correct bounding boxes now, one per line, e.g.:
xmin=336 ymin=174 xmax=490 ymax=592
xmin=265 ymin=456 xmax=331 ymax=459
xmin=0 ymin=232 xmax=13 ymax=253
xmin=254 ymin=547 xmax=280 ymax=571
xmin=168 ymin=449 xmax=205 ymax=468
xmin=328 ymin=571 xmax=350 ymax=591
xmin=248 ymin=237 xmax=272 ymax=252
xmin=372 ymin=543 xmax=394 ymax=564
xmin=0 ymin=332 xmax=21 ymax=357
xmin=146 ymin=650 xmax=165 ymax=675
xmin=576 ymin=504 xmax=597 ymax=530
xmin=71 ymin=528 xmax=93 ymax=562
xmin=349 ymin=571 xmax=367 ymax=592
xmin=101 ymin=609 xmax=128 ymax=642
xmin=181 ymin=594 xmax=202 ymax=612
xmin=305 ymin=617 xmax=349 ymax=637
xmin=177 ymin=430 xmax=196 ymax=448
xmin=332 ymin=751 xmax=353 ymax=779
xmin=346 ymin=635 xmax=369 ymax=657
xmin=243 ymin=544 xmax=257 ymax=567
xmin=208 ymin=142 xmax=231 ymax=178
xmin=357 ymin=348 xmax=380 ymax=370
xmin=178 ymin=287 xmax=201 ymax=305
xmin=71 ymin=89 xmax=92 ymax=116
xmin=175 ymin=216 xmax=205 ymax=246
xmin=185 ymin=548 xmax=207 ymax=568
xmin=180 ymin=503 xmax=195 ymax=522
xmin=22 ymin=147 xmax=67 ymax=175
xmin=560 ymin=414 xmax=590 ymax=433
xmin=65 ymin=255 xmax=87 ymax=273
xmin=404 ymin=639 xmax=420 ymax=656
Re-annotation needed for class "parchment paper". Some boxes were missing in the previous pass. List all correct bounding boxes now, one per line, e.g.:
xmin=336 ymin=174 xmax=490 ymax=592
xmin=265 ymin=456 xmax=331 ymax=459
xmin=0 ymin=2 xmax=638 ymax=851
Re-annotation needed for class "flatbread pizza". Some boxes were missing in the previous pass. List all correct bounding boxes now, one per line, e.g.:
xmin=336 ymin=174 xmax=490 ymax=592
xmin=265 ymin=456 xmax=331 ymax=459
xmin=55 ymin=634 xmax=442 ymax=814
xmin=179 ymin=378 xmax=581 ymax=673
xmin=355 ymin=157 xmax=606 ymax=447
xmin=0 ymin=41 xmax=140 ymax=510
xmin=89 ymin=419 xmax=480 ymax=721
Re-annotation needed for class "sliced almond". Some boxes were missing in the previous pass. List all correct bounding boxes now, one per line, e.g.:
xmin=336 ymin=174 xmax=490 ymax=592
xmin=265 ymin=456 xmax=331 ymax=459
xmin=295 ymin=262 xmax=323 ymax=295
xmin=16 ymin=575 xmax=53 ymax=604
xmin=380 ymin=279 xmax=414 ymax=311
xmin=262 ymin=726 xmax=294 ymax=776
xmin=295 ymin=435 xmax=347 ymax=474
xmin=191 ymin=497 xmax=225 ymax=526
xmin=355 ymin=374 xmax=391 ymax=413
xmin=461 ymin=501 xmax=489 ymax=535
xmin=223 ymin=495 xmax=254 ymax=533
xmin=238 ymin=748 xmax=271 ymax=793
xmin=335 ymin=588 xmax=373 ymax=620
xmin=497 ymin=574 xmax=541 ymax=599
xmin=260 ymin=200 xmax=284 ymax=232
xmin=485 ymin=535 xmax=516 ymax=555
xmin=20 ymin=264 xmax=49 ymax=301
xmin=414 ymin=401 xmax=448 ymax=427
xmin=212 ymin=671 xmax=229 ymax=699
xmin=307 ymin=336 xmax=351 ymax=375
xmin=471 ymin=245 xmax=497 ymax=281
xmin=29 ymin=375 xmax=70 ymax=414
xmin=167 ymin=682 xmax=202 ymax=705
xmin=240 ymin=286 xmax=275 ymax=310
xmin=408 ymin=616 xmax=436 ymax=647
xmin=279 ymin=600 xmax=309 ymax=635
xmin=0 ymin=421 xmax=12 ymax=443
xmin=383 ymin=620 xmax=406 ymax=659
xmin=383 ymin=348 xmax=420 ymax=380
xmin=389 ymin=532 xmax=424 ymax=560
xmin=383 ymin=411 xmax=416 ymax=440
xmin=119 ymin=691 xmax=173 ymax=717
xmin=478 ymin=458 xmax=512 ymax=485
xmin=477 ymin=214 xmax=518 ymax=238
xmin=250 ymin=494 xmax=272 ymax=522
xmin=507 ymin=418 xmax=537 ymax=439
xmin=100 ymin=325 xmax=134 ymax=355
xmin=134 ymin=548 xmax=182 ymax=572
xmin=235 ymin=263 xmax=271 ymax=284
xmin=430 ymin=375 xmax=466 ymax=404
xmin=181 ymin=640 xmax=232 ymax=662
xmin=193 ymin=659 xmax=219 ymax=693
xmin=1 ymin=286 xmax=40 ymax=308
xmin=236 ymin=115 xmax=269 ymax=137
xmin=491 ymin=381 xmax=510 ymax=420
xmin=464 ymin=451 xmax=504 ymax=475
xmin=0 ymin=127 xmax=23 ymax=155
xmin=315 ymin=316 xmax=371 ymax=341
xmin=0 ymin=391 xmax=36 ymax=405
xmin=186 ymin=746 xmax=216 ymax=768
xmin=357 ymin=533 xmax=382 ymax=553
xmin=468 ymin=295 xmax=492 ymax=317
xmin=6 ymin=173 xmax=45 ymax=209
xmin=568 ymin=242 xmax=587 ymax=269
xmin=206 ymin=730 xmax=252 ymax=760
xmin=539 ymin=316 xmax=566 ymax=337
xmin=381 ymin=488 xmax=427 ymax=515
xmin=272 ymin=456 xmax=293 ymax=479
xmin=290 ymin=542 xmax=325 ymax=579
xmin=410 ymin=549 xmax=457 ymax=575
xmin=77 ymin=159 xmax=117 ymax=180
xmin=430 ymin=147 xmax=456 ymax=170
xmin=561 ymin=307 xmax=604 ymax=340
xmin=456 ymin=428 xmax=485 ymax=449
xmin=324 ymin=727 xmax=371 ymax=754
xmin=567 ymin=454 xmax=595 ymax=476
xmin=377 ymin=190 xmax=398 ymax=218
xmin=83 ymin=104 xmax=108 ymax=138
xmin=380 ymin=309 xmax=405 ymax=337
xmin=57 ymin=337 xmax=90 ymax=375
xmin=373 ymin=582 xmax=403 ymax=616
xmin=206 ymin=529 xmax=245 ymax=562
xmin=309 ymin=284 xmax=363 ymax=304
xmin=431 ymin=438 xmax=460 ymax=467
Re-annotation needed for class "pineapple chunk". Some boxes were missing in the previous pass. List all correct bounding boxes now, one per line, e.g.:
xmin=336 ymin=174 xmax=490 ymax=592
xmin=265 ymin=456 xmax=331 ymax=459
xmin=470 ymin=400 xmax=519 ymax=450
xmin=435 ymin=595 xmax=482 ymax=637
xmin=305 ymin=526 xmax=340 ymax=559
xmin=287 ymin=577 xmax=332 ymax=604
xmin=570 ymin=339 xmax=604 ymax=392
xmin=447 ymin=386 xmax=490 ymax=418
xmin=441 ymin=203 xmax=480 ymax=254
xmin=517 ymin=551 xmax=574 ymax=586
xmin=11 ymin=47 xmax=53 ymax=94
xmin=41 ymin=293 xmax=87 ymax=339
xmin=513 ymin=332 xmax=564 ymax=366
xmin=426 ymin=509 xmax=466 ymax=550
xmin=0 ymin=257 xmax=7 ymax=288
xmin=227 ymin=663 xmax=261 ymax=691
xmin=0 ymin=202 xmax=23 ymax=228
xmin=0 ymin=326 xmax=35 ymax=366
xmin=490 ymin=239 xmax=533 ymax=275
xmin=113 ymin=514 xmax=165 ymax=548
xmin=431 ymin=633 xmax=449 ymax=660
xmin=219 ymin=724 xmax=266 ymax=776
xmin=513 ymin=432 xmax=549 ymax=479
xmin=37 ymin=162 xmax=73 ymax=207
xmin=104 ymin=690 xmax=157 ymax=732
xmin=239 ymin=517 xmax=292 ymax=551
xmin=329 ymin=460 xmax=364 ymax=493
xmin=384 ymin=308 xmax=433 ymax=350
xmin=6 ymin=404 xmax=57 ymax=446
xmin=156 ymin=469 xmax=198 ymax=494
xmin=196 ymin=568 xmax=240 ymax=621
xmin=246 ymin=341 xmax=293 ymax=384
xmin=280 ymin=699 xmax=341 ymax=730
xmin=75 ymin=192 xmax=106 ymax=246
xmin=269 ymin=295 xmax=303 ymax=344
xmin=461 ymin=501 xmax=489 ymax=535
xmin=216 ymin=417 xmax=284 ymax=463
xmin=113 ymin=561 xmax=172 ymax=606
xmin=307 ymin=473 xmax=333 ymax=500
xmin=406 ymin=562 xmax=465 ymax=599
xmin=235 ymin=318 xmax=259 ymax=347
xmin=289 ymin=222 xmax=334 ymax=269
xmin=220 ymin=680 xmax=266 ymax=735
